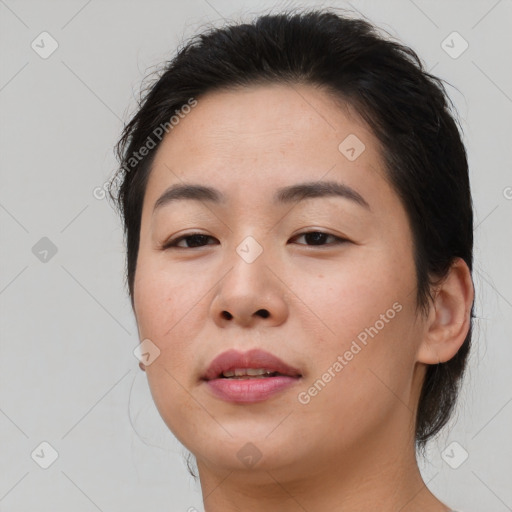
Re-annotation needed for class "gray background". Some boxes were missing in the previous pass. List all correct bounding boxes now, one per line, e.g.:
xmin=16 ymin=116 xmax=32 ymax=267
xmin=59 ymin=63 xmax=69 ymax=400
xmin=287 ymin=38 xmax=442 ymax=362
xmin=1 ymin=0 xmax=511 ymax=510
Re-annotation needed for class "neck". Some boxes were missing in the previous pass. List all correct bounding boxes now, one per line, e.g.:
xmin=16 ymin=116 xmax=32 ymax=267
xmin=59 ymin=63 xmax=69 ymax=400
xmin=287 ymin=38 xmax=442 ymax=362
xmin=196 ymin=420 xmax=451 ymax=511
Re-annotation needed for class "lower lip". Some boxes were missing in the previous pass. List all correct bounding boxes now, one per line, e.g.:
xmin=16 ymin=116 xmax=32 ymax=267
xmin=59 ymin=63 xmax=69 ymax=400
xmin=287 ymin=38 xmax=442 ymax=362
xmin=205 ymin=376 xmax=299 ymax=403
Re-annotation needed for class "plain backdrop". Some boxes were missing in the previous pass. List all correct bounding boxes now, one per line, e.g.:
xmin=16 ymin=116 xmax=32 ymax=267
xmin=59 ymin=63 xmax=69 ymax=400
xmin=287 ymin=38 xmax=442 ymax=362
xmin=1 ymin=0 xmax=511 ymax=511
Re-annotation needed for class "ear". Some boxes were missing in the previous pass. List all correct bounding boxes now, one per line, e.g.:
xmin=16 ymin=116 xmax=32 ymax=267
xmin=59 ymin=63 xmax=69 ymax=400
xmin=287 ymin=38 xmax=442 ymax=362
xmin=417 ymin=257 xmax=474 ymax=364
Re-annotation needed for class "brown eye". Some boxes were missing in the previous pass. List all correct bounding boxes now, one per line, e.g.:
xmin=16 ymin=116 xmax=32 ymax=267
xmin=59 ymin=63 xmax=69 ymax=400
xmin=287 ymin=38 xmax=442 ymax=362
xmin=291 ymin=231 xmax=347 ymax=246
xmin=163 ymin=234 xmax=218 ymax=249
xmin=162 ymin=231 xmax=347 ymax=250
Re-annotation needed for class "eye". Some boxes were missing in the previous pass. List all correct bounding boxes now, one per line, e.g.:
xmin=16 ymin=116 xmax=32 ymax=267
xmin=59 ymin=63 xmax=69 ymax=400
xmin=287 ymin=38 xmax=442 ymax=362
xmin=290 ymin=231 xmax=348 ymax=246
xmin=161 ymin=230 xmax=348 ymax=250
xmin=162 ymin=233 xmax=218 ymax=249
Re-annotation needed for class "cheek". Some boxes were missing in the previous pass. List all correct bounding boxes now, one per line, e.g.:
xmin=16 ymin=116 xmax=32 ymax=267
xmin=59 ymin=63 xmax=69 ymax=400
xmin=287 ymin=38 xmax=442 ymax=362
xmin=145 ymin=364 xmax=209 ymax=453
xmin=295 ymin=299 xmax=419 ymax=450
xmin=133 ymin=257 xmax=205 ymax=380
xmin=292 ymin=247 xmax=419 ymax=397
xmin=134 ymin=260 xmax=209 ymax=442
xmin=134 ymin=255 xmax=196 ymax=337
xmin=292 ymin=253 xmax=411 ymax=347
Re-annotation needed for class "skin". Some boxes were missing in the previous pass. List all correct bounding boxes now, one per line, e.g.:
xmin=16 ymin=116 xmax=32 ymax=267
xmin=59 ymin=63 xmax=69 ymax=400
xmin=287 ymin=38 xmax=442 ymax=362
xmin=132 ymin=83 xmax=474 ymax=511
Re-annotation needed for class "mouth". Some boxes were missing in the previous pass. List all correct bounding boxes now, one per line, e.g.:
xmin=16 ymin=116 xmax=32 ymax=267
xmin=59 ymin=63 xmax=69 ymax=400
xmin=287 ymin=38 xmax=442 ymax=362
xmin=202 ymin=349 xmax=302 ymax=403
xmin=220 ymin=368 xmax=290 ymax=379
xmin=203 ymin=348 xmax=302 ymax=380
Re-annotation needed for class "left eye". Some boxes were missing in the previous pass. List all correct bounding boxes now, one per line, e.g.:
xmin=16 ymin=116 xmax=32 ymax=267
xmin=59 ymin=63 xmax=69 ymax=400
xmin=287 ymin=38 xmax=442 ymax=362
xmin=290 ymin=231 xmax=347 ymax=246
xmin=162 ymin=233 xmax=218 ymax=249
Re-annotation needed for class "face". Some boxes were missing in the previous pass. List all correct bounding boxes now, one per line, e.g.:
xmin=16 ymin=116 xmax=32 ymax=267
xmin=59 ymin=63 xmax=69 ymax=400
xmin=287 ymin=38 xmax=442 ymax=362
xmin=133 ymin=84 xmax=427 ymax=478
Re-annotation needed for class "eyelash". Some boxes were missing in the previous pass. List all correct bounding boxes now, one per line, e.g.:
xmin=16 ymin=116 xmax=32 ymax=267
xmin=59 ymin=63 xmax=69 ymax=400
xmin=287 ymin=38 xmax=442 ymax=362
xmin=161 ymin=231 xmax=348 ymax=250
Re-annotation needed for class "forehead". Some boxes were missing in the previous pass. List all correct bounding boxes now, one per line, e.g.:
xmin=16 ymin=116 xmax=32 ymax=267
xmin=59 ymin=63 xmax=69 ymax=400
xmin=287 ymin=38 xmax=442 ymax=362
xmin=143 ymin=83 xmax=391 ymax=210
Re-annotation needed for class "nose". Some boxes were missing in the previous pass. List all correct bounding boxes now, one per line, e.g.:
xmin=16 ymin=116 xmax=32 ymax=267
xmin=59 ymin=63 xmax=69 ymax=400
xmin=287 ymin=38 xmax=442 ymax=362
xmin=210 ymin=247 xmax=289 ymax=329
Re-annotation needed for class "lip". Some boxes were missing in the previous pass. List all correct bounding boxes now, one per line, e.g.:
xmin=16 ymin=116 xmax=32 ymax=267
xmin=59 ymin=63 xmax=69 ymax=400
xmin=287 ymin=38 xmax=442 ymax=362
xmin=202 ymin=349 xmax=302 ymax=403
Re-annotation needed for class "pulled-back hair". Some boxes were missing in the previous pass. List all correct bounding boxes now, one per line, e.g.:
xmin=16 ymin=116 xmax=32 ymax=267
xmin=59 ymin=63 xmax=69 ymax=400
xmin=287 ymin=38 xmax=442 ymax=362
xmin=110 ymin=7 xmax=474 ymax=453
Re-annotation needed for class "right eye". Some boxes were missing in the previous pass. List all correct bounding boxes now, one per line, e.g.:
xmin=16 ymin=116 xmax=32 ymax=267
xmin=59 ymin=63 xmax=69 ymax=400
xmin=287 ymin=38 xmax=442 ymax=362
xmin=161 ymin=233 xmax=219 ymax=249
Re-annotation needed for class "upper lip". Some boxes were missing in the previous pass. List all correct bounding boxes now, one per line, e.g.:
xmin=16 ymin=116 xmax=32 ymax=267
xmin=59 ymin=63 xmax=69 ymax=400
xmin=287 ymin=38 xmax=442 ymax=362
xmin=202 ymin=349 xmax=302 ymax=380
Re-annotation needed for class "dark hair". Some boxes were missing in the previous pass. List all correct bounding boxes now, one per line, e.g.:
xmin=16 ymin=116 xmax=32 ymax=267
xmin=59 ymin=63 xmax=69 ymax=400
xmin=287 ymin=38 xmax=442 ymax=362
xmin=109 ymin=7 xmax=474 ymax=453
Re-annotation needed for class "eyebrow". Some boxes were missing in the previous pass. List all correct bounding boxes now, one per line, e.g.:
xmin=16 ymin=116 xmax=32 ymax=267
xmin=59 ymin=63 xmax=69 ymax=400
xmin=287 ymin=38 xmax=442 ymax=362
xmin=153 ymin=180 xmax=370 ymax=214
xmin=274 ymin=181 xmax=370 ymax=210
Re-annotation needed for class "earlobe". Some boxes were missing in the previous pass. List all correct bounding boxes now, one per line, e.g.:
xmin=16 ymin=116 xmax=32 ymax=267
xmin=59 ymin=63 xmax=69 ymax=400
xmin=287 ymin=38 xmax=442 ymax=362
xmin=417 ymin=257 xmax=474 ymax=365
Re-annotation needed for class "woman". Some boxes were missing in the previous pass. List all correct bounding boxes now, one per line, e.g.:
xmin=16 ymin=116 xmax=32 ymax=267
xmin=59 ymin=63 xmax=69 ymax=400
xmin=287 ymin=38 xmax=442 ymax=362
xmin=110 ymin=8 xmax=474 ymax=511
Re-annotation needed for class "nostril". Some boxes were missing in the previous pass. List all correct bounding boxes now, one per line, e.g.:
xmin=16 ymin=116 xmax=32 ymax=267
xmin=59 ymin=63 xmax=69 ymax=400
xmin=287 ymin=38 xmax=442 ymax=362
xmin=220 ymin=309 xmax=269 ymax=320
